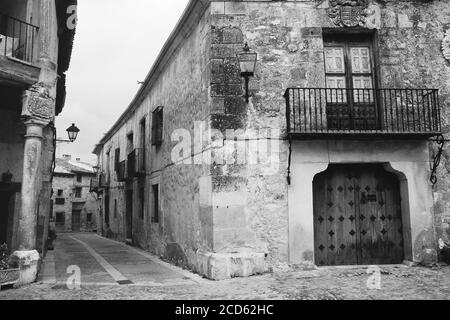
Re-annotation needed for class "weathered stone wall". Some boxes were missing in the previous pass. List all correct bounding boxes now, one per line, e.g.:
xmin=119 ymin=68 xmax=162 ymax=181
xmin=208 ymin=0 xmax=450 ymax=268
xmin=97 ymin=0 xmax=450 ymax=278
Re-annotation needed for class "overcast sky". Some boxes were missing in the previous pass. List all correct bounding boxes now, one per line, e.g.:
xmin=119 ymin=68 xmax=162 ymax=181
xmin=56 ymin=0 xmax=189 ymax=164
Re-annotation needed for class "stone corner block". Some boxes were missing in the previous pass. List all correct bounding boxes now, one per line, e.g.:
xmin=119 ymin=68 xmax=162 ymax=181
xmin=9 ymin=250 xmax=40 ymax=287
xmin=194 ymin=251 xmax=269 ymax=280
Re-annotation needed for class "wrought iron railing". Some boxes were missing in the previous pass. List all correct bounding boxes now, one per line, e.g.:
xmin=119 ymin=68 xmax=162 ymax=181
xmin=0 ymin=12 xmax=39 ymax=64
xmin=99 ymin=172 xmax=109 ymax=188
xmin=284 ymin=88 xmax=441 ymax=137
xmin=127 ymin=148 xmax=146 ymax=178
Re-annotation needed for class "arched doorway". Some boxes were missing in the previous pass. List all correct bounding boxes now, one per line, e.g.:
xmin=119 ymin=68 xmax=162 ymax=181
xmin=313 ymin=164 xmax=404 ymax=266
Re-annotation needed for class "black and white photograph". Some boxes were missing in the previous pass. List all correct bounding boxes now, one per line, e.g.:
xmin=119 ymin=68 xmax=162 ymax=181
xmin=0 ymin=0 xmax=450 ymax=309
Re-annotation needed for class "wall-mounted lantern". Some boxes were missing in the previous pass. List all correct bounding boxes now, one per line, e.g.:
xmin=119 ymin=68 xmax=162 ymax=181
xmin=57 ymin=123 xmax=80 ymax=143
xmin=237 ymin=43 xmax=258 ymax=103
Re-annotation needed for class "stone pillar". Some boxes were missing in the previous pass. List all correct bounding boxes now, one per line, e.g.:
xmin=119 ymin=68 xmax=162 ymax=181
xmin=16 ymin=120 xmax=46 ymax=250
xmin=12 ymin=82 xmax=55 ymax=286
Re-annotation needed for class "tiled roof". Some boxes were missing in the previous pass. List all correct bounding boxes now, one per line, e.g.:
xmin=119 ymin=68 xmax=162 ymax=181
xmin=54 ymin=158 xmax=95 ymax=175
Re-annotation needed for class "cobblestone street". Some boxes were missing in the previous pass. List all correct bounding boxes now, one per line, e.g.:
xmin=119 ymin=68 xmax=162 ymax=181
xmin=0 ymin=233 xmax=449 ymax=300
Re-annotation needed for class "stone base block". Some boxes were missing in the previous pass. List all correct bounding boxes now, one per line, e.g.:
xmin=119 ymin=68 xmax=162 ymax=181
xmin=9 ymin=250 xmax=40 ymax=287
xmin=194 ymin=251 xmax=268 ymax=280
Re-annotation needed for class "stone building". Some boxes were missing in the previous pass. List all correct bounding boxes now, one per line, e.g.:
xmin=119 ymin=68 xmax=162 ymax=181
xmin=0 ymin=0 xmax=76 ymax=284
xmin=51 ymin=155 xmax=97 ymax=233
xmin=93 ymin=0 xmax=450 ymax=279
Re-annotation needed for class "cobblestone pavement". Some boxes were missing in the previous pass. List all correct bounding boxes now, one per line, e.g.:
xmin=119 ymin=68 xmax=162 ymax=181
xmin=1 ymin=233 xmax=449 ymax=300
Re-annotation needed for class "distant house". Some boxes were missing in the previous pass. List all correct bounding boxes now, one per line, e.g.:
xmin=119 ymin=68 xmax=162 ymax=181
xmin=51 ymin=155 xmax=97 ymax=233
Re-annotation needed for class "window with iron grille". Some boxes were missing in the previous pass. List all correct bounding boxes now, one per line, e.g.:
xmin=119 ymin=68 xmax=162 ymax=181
xmin=152 ymin=107 xmax=163 ymax=146
xmin=76 ymin=173 xmax=82 ymax=182
xmin=55 ymin=198 xmax=65 ymax=205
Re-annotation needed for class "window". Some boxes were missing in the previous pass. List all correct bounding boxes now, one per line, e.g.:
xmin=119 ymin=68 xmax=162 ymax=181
xmin=106 ymin=151 xmax=111 ymax=178
xmin=151 ymin=184 xmax=160 ymax=223
xmin=152 ymin=107 xmax=164 ymax=146
xmin=323 ymin=34 xmax=377 ymax=130
xmin=114 ymin=148 xmax=120 ymax=172
xmin=55 ymin=198 xmax=65 ymax=205
xmin=114 ymin=199 xmax=118 ymax=218
xmin=139 ymin=187 xmax=145 ymax=220
xmin=57 ymin=189 xmax=63 ymax=196
xmin=140 ymin=118 xmax=146 ymax=172
xmin=127 ymin=133 xmax=134 ymax=154
xmin=76 ymin=173 xmax=82 ymax=182
xmin=87 ymin=213 xmax=92 ymax=223
xmin=74 ymin=187 xmax=82 ymax=198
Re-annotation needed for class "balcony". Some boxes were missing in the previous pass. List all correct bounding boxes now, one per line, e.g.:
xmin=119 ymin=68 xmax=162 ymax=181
xmin=98 ymin=172 xmax=110 ymax=188
xmin=89 ymin=178 xmax=99 ymax=193
xmin=127 ymin=148 xmax=146 ymax=178
xmin=284 ymin=88 xmax=442 ymax=139
xmin=0 ymin=12 xmax=39 ymax=64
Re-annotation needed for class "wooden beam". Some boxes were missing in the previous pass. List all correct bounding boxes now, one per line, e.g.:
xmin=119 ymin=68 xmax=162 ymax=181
xmin=0 ymin=55 xmax=40 ymax=86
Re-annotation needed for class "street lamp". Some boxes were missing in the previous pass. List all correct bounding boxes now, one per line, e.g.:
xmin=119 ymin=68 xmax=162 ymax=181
xmin=237 ymin=42 xmax=258 ymax=103
xmin=57 ymin=123 xmax=80 ymax=143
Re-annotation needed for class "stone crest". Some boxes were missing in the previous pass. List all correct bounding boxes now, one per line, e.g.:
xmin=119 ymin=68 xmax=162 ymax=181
xmin=328 ymin=0 xmax=370 ymax=27
xmin=442 ymin=29 xmax=450 ymax=63
xmin=22 ymin=82 xmax=55 ymax=123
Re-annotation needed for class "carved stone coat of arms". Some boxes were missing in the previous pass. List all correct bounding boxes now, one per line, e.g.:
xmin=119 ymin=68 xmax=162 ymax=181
xmin=443 ymin=29 xmax=450 ymax=63
xmin=328 ymin=0 xmax=370 ymax=27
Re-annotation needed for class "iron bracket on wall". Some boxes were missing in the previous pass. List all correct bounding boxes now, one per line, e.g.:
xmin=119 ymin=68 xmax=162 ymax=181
xmin=287 ymin=135 xmax=293 ymax=185
xmin=430 ymin=134 xmax=446 ymax=185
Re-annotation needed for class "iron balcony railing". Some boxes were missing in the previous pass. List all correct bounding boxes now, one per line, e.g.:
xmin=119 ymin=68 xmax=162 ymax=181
xmin=128 ymin=148 xmax=146 ymax=178
xmin=284 ymin=88 xmax=442 ymax=137
xmin=0 ymin=12 xmax=39 ymax=64
xmin=99 ymin=172 xmax=109 ymax=188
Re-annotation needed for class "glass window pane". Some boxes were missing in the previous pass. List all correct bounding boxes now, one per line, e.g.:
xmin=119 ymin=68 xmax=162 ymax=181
xmin=353 ymin=76 xmax=373 ymax=103
xmin=351 ymin=47 xmax=371 ymax=73
xmin=326 ymin=76 xmax=347 ymax=103
xmin=325 ymin=47 xmax=345 ymax=73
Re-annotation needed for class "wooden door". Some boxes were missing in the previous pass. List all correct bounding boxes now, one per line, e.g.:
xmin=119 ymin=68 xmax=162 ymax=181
xmin=324 ymin=34 xmax=379 ymax=131
xmin=314 ymin=164 xmax=404 ymax=266
xmin=72 ymin=210 xmax=81 ymax=232
xmin=55 ymin=212 xmax=65 ymax=233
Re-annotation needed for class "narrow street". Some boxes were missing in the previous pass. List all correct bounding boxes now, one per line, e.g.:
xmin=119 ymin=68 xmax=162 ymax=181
xmin=1 ymin=233 xmax=450 ymax=300
xmin=41 ymin=233 xmax=203 ymax=287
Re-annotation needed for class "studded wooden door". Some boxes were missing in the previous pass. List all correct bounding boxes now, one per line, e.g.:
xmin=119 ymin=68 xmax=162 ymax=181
xmin=313 ymin=164 xmax=404 ymax=266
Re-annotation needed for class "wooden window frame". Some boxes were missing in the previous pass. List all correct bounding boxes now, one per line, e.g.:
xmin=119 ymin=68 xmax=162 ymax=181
xmin=74 ymin=187 xmax=82 ymax=198
xmin=114 ymin=148 xmax=120 ymax=172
